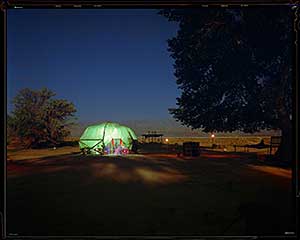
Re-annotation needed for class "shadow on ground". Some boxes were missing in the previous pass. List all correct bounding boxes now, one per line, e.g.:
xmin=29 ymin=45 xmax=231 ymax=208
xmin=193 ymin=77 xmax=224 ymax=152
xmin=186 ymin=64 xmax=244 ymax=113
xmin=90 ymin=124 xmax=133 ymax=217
xmin=6 ymin=149 xmax=294 ymax=236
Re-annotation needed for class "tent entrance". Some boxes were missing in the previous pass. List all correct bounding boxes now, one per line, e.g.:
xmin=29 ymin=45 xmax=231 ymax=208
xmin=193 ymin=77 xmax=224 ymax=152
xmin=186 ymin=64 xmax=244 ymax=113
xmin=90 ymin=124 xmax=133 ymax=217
xmin=104 ymin=138 xmax=128 ymax=155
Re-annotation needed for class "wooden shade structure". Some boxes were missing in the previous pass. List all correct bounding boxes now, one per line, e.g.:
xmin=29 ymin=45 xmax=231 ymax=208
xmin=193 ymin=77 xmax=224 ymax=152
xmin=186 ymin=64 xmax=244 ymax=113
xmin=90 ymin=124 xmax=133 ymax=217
xmin=142 ymin=131 xmax=163 ymax=143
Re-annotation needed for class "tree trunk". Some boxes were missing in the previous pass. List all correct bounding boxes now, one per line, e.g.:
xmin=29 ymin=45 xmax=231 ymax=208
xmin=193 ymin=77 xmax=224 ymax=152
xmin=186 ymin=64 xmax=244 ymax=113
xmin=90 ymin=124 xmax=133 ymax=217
xmin=275 ymin=122 xmax=292 ymax=164
xmin=23 ymin=136 xmax=36 ymax=149
xmin=274 ymin=64 xmax=293 ymax=164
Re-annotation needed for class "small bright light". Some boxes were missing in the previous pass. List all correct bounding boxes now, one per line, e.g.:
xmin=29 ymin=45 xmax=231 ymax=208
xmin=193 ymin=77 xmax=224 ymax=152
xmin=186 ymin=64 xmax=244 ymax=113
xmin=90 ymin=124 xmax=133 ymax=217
xmin=165 ymin=138 xmax=169 ymax=142
xmin=211 ymin=134 xmax=215 ymax=138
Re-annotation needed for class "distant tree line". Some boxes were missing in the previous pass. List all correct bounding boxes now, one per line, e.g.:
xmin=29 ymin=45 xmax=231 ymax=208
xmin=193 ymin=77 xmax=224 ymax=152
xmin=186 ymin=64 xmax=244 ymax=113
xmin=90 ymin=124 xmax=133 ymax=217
xmin=7 ymin=88 xmax=77 ymax=148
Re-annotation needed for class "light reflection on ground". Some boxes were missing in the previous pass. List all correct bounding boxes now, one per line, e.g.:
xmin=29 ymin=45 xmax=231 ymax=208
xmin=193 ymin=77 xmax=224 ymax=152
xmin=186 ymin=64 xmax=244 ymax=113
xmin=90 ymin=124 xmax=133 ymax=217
xmin=91 ymin=161 xmax=187 ymax=185
xmin=246 ymin=164 xmax=292 ymax=178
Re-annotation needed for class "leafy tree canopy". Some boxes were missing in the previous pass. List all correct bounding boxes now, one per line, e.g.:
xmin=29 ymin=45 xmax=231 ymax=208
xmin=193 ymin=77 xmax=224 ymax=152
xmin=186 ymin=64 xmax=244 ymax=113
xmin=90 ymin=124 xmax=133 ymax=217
xmin=161 ymin=7 xmax=293 ymax=133
xmin=8 ymin=88 xmax=77 ymax=148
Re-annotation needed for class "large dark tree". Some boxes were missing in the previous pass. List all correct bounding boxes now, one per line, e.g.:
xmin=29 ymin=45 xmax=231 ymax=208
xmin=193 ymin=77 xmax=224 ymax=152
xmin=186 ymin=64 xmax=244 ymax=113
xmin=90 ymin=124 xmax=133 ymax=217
xmin=161 ymin=7 xmax=293 ymax=162
xmin=8 ymin=88 xmax=77 ymax=148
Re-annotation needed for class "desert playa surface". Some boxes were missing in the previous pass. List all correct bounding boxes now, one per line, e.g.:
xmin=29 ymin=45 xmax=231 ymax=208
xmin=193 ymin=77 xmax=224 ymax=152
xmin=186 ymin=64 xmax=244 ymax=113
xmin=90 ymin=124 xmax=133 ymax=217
xmin=7 ymin=146 xmax=293 ymax=236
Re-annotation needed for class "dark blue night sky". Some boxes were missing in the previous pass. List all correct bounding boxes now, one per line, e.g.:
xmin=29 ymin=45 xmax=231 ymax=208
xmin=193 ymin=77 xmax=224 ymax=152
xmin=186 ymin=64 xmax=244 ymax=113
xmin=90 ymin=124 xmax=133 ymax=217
xmin=7 ymin=9 xmax=180 ymax=122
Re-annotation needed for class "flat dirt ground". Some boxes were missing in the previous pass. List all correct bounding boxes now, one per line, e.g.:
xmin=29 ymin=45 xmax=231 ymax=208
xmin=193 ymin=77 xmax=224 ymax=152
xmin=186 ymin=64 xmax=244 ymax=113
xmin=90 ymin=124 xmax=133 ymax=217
xmin=6 ymin=145 xmax=294 ymax=236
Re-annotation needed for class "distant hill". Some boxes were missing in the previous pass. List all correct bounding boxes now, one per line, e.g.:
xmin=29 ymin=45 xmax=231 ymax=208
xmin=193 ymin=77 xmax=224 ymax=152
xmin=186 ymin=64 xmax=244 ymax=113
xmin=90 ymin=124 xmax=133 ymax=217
xmin=70 ymin=118 xmax=281 ymax=138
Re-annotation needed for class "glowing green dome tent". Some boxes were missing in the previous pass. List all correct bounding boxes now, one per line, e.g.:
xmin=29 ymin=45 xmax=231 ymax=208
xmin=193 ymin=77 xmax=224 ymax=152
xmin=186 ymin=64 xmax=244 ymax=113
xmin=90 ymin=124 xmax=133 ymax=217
xmin=79 ymin=122 xmax=138 ymax=154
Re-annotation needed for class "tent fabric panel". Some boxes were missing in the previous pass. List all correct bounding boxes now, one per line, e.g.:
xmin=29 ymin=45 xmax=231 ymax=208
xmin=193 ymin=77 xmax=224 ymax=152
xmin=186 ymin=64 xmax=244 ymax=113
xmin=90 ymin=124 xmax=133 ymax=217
xmin=127 ymin=127 xmax=138 ymax=140
xmin=102 ymin=123 xmax=122 ymax=146
xmin=80 ymin=124 xmax=102 ymax=140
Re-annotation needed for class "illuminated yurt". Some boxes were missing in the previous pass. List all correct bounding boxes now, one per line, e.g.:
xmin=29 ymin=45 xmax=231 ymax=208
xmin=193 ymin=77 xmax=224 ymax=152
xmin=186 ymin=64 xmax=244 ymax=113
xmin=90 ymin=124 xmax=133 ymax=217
xmin=79 ymin=122 xmax=138 ymax=155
